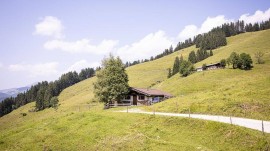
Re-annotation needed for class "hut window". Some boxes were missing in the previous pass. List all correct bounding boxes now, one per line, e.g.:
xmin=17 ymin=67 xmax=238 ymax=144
xmin=124 ymin=96 xmax=131 ymax=100
xmin=139 ymin=95 xmax=145 ymax=100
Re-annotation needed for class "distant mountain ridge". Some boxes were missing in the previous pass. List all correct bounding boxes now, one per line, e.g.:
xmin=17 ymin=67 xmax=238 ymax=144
xmin=0 ymin=86 xmax=30 ymax=102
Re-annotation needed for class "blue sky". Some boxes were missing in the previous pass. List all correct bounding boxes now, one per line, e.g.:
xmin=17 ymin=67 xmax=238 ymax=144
xmin=0 ymin=0 xmax=270 ymax=89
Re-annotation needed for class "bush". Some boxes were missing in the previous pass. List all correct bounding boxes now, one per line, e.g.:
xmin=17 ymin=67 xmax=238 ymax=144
xmin=220 ymin=59 xmax=226 ymax=68
xmin=21 ymin=113 xmax=27 ymax=116
xmin=254 ymin=51 xmax=264 ymax=64
xmin=202 ymin=64 xmax=207 ymax=70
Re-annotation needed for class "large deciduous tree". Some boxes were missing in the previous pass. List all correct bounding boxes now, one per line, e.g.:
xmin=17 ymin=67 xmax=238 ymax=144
xmin=94 ymin=55 xmax=129 ymax=103
xmin=179 ymin=60 xmax=194 ymax=77
xmin=240 ymin=53 xmax=253 ymax=70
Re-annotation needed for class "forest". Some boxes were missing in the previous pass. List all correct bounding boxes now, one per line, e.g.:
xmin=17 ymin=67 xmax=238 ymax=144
xmin=0 ymin=68 xmax=95 ymax=116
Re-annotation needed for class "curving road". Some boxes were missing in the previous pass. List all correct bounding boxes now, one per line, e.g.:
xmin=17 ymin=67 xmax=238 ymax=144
xmin=118 ymin=108 xmax=270 ymax=133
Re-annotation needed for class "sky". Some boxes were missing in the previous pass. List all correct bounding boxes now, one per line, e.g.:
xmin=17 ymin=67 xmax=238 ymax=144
xmin=0 ymin=0 xmax=270 ymax=89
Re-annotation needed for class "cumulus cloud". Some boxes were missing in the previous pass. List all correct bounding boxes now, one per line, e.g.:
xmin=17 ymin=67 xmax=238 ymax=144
xmin=178 ymin=15 xmax=232 ymax=42
xmin=9 ymin=62 xmax=59 ymax=77
xmin=116 ymin=30 xmax=173 ymax=61
xmin=34 ymin=16 xmax=64 ymax=39
xmin=239 ymin=8 xmax=270 ymax=24
xmin=44 ymin=39 xmax=119 ymax=54
xmin=177 ymin=25 xmax=198 ymax=42
xmin=67 ymin=60 xmax=100 ymax=73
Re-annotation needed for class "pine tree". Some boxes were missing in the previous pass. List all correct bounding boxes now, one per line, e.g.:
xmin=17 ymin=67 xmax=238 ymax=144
xmin=210 ymin=50 xmax=213 ymax=56
xmin=172 ymin=57 xmax=180 ymax=75
xmin=188 ymin=51 xmax=197 ymax=63
xmin=167 ymin=68 xmax=172 ymax=78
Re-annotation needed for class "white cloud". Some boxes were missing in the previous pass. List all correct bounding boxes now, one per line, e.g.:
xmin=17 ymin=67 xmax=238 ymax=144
xmin=67 ymin=60 xmax=100 ymax=73
xmin=178 ymin=15 xmax=232 ymax=42
xmin=44 ymin=39 xmax=118 ymax=55
xmin=9 ymin=62 xmax=59 ymax=77
xmin=116 ymin=30 xmax=173 ymax=61
xmin=177 ymin=25 xmax=198 ymax=42
xmin=34 ymin=16 xmax=64 ymax=39
xmin=239 ymin=8 xmax=270 ymax=24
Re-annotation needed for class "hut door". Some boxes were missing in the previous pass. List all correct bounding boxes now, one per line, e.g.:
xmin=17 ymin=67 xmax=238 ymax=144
xmin=133 ymin=95 xmax=137 ymax=105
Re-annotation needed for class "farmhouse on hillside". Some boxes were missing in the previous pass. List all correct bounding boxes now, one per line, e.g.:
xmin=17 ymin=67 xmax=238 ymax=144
xmin=196 ymin=62 xmax=222 ymax=72
xmin=110 ymin=87 xmax=173 ymax=106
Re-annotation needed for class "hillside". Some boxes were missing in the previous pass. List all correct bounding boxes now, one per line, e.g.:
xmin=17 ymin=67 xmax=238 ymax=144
xmin=144 ymin=30 xmax=270 ymax=120
xmin=0 ymin=76 xmax=269 ymax=150
xmin=1 ymin=30 xmax=270 ymax=150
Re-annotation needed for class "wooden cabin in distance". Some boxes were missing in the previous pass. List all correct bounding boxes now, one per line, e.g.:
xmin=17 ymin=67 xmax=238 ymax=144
xmin=110 ymin=87 xmax=173 ymax=106
xmin=196 ymin=62 xmax=222 ymax=72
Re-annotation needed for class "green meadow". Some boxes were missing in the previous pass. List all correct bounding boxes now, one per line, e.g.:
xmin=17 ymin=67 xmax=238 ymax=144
xmin=1 ymin=30 xmax=270 ymax=150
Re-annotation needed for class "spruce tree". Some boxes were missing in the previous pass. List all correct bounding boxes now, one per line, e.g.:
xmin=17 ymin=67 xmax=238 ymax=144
xmin=210 ymin=50 xmax=213 ymax=56
xmin=167 ymin=68 xmax=172 ymax=78
xmin=172 ymin=57 xmax=180 ymax=75
xmin=188 ymin=51 xmax=197 ymax=63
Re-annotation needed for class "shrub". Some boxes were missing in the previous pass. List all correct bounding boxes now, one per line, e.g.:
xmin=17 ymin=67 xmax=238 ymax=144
xmin=220 ymin=59 xmax=226 ymax=68
xmin=254 ymin=51 xmax=264 ymax=64
xmin=202 ymin=64 xmax=207 ymax=70
xmin=21 ymin=113 xmax=27 ymax=116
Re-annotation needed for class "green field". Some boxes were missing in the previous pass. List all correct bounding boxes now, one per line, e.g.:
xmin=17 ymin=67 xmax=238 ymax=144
xmin=140 ymin=30 xmax=270 ymax=120
xmin=1 ymin=30 xmax=270 ymax=150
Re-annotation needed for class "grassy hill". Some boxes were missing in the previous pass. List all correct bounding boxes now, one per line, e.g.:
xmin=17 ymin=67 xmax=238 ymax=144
xmin=1 ymin=30 xmax=270 ymax=150
xmin=142 ymin=30 xmax=270 ymax=120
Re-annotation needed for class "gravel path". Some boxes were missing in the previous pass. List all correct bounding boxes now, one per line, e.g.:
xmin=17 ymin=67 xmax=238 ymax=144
xmin=118 ymin=108 xmax=270 ymax=133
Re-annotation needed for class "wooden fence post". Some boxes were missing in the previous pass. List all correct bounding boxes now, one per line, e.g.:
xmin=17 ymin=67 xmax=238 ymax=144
xmin=176 ymin=102 xmax=178 ymax=112
xmin=262 ymin=120 xmax=265 ymax=135
xmin=189 ymin=107 xmax=190 ymax=118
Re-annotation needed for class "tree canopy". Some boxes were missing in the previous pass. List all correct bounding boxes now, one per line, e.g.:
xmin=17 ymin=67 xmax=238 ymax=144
xmin=227 ymin=52 xmax=253 ymax=70
xmin=179 ymin=60 xmax=194 ymax=77
xmin=94 ymin=55 xmax=129 ymax=103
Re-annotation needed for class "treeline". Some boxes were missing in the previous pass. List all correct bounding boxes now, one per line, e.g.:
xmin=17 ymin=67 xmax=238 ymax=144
xmin=195 ymin=28 xmax=227 ymax=50
xmin=0 ymin=67 xmax=95 ymax=117
xmin=188 ymin=49 xmax=213 ymax=64
xmin=126 ymin=18 xmax=270 ymax=68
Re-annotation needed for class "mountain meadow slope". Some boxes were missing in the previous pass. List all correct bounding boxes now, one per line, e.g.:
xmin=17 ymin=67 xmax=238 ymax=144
xmin=0 ymin=30 xmax=270 ymax=150
xmin=142 ymin=29 xmax=270 ymax=120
